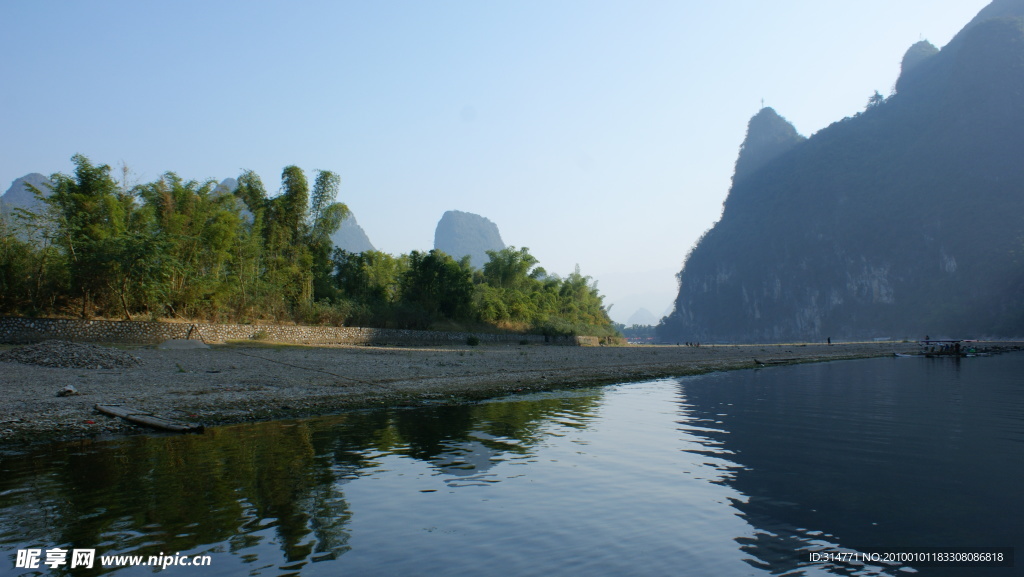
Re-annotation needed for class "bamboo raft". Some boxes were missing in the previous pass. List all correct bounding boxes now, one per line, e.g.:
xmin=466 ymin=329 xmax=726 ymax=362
xmin=94 ymin=404 xmax=205 ymax=433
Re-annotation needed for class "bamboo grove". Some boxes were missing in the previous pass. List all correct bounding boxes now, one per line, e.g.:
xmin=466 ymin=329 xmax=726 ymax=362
xmin=0 ymin=155 xmax=617 ymax=338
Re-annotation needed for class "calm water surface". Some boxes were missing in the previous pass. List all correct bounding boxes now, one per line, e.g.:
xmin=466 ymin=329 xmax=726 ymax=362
xmin=1 ymin=354 xmax=1021 ymax=576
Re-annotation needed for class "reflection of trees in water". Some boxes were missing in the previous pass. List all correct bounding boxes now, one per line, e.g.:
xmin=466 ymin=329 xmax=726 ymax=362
xmin=374 ymin=394 xmax=602 ymax=477
xmin=0 ymin=422 xmax=356 ymax=575
xmin=0 ymin=389 xmax=604 ymax=573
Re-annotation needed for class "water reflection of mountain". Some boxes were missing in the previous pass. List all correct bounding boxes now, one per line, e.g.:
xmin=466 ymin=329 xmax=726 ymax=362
xmin=0 ymin=390 xmax=603 ymax=574
xmin=674 ymin=357 xmax=1024 ymax=577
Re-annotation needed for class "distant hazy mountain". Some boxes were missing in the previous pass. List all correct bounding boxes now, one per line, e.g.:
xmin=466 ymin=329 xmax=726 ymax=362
xmin=1 ymin=174 xmax=52 ymax=242
xmin=433 ymin=210 xmax=505 ymax=268
xmin=1 ymin=173 xmax=50 ymax=211
xmin=1 ymin=174 xmax=51 ymax=240
xmin=660 ymin=0 xmax=1024 ymax=342
xmin=626 ymin=308 xmax=657 ymax=326
xmin=214 ymin=177 xmax=238 ymax=195
xmin=331 ymin=213 xmax=375 ymax=253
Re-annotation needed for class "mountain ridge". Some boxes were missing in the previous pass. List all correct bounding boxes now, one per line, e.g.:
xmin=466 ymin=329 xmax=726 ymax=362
xmin=659 ymin=1 xmax=1024 ymax=342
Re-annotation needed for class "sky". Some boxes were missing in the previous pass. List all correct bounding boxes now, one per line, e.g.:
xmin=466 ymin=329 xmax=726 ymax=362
xmin=0 ymin=0 xmax=991 ymax=324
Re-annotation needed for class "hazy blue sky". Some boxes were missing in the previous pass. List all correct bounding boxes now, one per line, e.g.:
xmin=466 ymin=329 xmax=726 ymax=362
xmin=0 ymin=1 xmax=990 ymax=323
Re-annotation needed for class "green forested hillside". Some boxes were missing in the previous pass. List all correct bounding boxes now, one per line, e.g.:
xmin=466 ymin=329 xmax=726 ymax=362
xmin=0 ymin=156 xmax=615 ymax=338
xmin=659 ymin=3 xmax=1024 ymax=342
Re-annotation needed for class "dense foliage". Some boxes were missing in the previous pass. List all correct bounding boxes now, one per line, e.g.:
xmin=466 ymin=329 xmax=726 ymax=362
xmin=0 ymin=156 xmax=615 ymax=338
xmin=332 ymin=246 xmax=615 ymax=336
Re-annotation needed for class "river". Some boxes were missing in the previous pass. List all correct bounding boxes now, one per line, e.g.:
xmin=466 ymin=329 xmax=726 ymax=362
xmin=2 ymin=354 xmax=1021 ymax=576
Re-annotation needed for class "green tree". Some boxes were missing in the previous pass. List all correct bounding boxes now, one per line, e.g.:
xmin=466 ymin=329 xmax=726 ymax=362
xmin=334 ymin=250 xmax=405 ymax=305
xmin=235 ymin=170 xmax=269 ymax=217
xmin=482 ymin=246 xmax=540 ymax=290
xmin=34 ymin=154 xmax=130 ymax=317
xmin=866 ymin=90 xmax=885 ymax=110
xmin=232 ymin=170 xmax=272 ymax=318
xmin=333 ymin=249 xmax=408 ymax=325
xmin=240 ymin=166 xmax=349 ymax=311
xmin=400 ymin=250 xmax=474 ymax=326
xmin=101 ymin=230 xmax=168 ymax=320
xmin=0 ymin=202 xmax=69 ymax=314
xmin=137 ymin=173 xmax=244 ymax=319
xmin=307 ymin=170 xmax=349 ymax=302
xmin=475 ymin=247 xmax=544 ymax=328
xmin=0 ymin=218 xmax=45 ymax=312
xmin=267 ymin=166 xmax=312 ymax=307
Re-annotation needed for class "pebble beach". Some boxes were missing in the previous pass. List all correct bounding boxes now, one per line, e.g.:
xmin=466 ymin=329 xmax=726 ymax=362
xmin=0 ymin=339 xmax=927 ymax=447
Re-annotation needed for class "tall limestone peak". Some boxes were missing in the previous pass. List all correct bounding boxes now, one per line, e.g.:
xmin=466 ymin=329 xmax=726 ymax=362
xmin=894 ymin=40 xmax=939 ymax=94
xmin=659 ymin=3 xmax=1024 ymax=343
xmin=901 ymin=40 xmax=938 ymax=72
xmin=732 ymin=107 xmax=804 ymax=184
xmin=896 ymin=6 xmax=1024 ymax=101
xmin=330 ymin=213 xmax=376 ymax=253
xmin=433 ymin=210 xmax=505 ymax=269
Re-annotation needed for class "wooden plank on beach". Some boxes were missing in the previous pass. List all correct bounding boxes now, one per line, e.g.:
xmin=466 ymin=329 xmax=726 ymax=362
xmin=95 ymin=404 xmax=204 ymax=433
xmin=753 ymin=358 xmax=799 ymax=366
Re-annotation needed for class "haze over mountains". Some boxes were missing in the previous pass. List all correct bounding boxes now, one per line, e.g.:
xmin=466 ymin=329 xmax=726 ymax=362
xmin=2 ymin=175 xmax=380 ymax=256
xmin=2 ymin=179 xmax=658 ymax=323
xmin=433 ymin=210 xmax=506 ymax=269
xmin=2 ymin=177 xmax=515 ymax=270
xmin=3 ymin=177 xmax=510 ymax=266
xmin=0 ymin=173 xmax=49 ymax=212
xmin=659 ymin=0 xmax=1024 ymax=342
xmin=12 ymin=3 xmax=1003 ymax=338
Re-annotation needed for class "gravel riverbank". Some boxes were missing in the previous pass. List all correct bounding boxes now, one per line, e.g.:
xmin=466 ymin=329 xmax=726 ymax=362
xmin=0 ymin=340 xmax=928 ymax=446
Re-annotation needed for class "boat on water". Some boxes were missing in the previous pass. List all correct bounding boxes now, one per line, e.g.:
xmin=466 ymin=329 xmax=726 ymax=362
xmin=923 ymin=339 xmax=973 ymax=357
xmin=893 ymin=339 xmax=987 ymax=358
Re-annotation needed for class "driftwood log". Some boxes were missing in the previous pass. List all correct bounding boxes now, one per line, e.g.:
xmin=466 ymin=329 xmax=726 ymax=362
xmin=95 ymin=404 xmax=204 ymax=433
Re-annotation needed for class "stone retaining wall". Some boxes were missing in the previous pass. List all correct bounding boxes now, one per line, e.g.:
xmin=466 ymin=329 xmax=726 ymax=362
xmin=0 ymin=317 xmax=590 ymax=346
